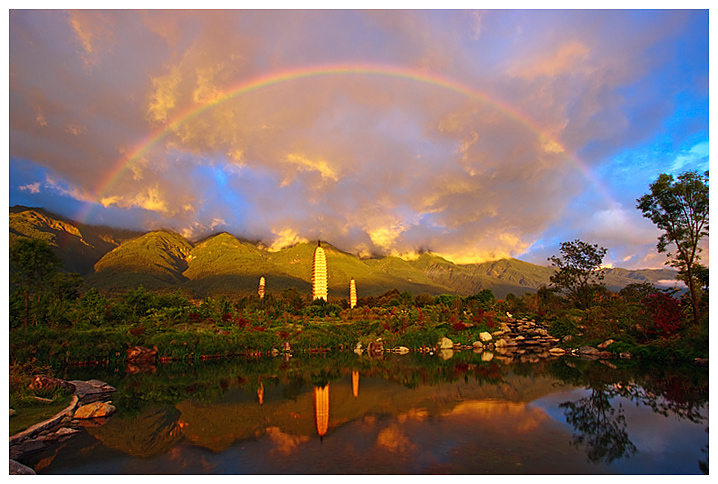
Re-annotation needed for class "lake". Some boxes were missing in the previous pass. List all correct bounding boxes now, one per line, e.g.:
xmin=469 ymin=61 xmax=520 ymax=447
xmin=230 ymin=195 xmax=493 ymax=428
xmin=24 ymin=351 xmax=708 ymax=474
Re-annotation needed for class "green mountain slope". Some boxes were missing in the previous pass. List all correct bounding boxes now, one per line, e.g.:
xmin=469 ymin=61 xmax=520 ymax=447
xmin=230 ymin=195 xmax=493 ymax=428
xmin=86 ymin=230 xmax=193 ymax=291
xmin=10 ymin=207 xmax=680 ymax=299
xmin=9 ymin=206 xmax=141 ymax=274
xmin=182 ymin=233 xmax=309 ymax=296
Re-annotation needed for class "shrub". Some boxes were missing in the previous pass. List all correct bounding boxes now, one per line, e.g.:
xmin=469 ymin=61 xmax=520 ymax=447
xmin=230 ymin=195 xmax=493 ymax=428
xmin=549 ymin=318 xmax=578 ymax=339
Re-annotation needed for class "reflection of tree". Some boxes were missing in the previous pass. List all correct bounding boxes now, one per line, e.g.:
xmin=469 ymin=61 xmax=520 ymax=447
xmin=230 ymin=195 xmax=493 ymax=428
xmin=560 ymin=387 xmax=637 ymax=464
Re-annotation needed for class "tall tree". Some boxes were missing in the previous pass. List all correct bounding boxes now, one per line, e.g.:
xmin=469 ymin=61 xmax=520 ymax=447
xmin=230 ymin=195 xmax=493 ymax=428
xmin=548 ymin=239 xmax=608 ymax=309
xmin=9 ymin=238 xmax=62 ymax=328
xmin=637 ymin=170 xmax=709 ymax=324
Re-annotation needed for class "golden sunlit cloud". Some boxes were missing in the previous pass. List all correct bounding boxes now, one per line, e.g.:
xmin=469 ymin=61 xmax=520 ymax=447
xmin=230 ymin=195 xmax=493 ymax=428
xmin=283 ymin=153 xmax=340 ymax=184
xmin=148 ymin=65 xmax=182 ymax=123
xmin=101 ymin=186 xmax=169 ymax=213
xmin=192 ymin=64 xmax=225 ymax=104
xmin=269 ymin=228 xmax=307 ymax=252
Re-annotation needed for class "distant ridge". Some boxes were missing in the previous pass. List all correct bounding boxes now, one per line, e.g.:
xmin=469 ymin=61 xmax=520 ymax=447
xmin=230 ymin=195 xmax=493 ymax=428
xmin=9 ymin=206 xmax=680 ymax=299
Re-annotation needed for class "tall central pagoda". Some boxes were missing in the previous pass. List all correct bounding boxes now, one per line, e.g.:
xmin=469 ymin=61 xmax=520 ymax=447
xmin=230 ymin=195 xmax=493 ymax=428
xmin=312 ymin=241 xmax=328 ymax=301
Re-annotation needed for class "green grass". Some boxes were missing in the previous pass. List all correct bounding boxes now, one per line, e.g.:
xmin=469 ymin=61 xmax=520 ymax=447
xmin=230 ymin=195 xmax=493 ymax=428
xmin=9 ymin=394 xmax=74 ymax=436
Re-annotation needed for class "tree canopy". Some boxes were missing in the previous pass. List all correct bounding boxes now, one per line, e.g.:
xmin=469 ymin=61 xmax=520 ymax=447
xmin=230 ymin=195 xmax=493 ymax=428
xmin=637 ymin=170 xmax=709 ymax=324
xmin=548 ymin=239 xmax=608 ymax=310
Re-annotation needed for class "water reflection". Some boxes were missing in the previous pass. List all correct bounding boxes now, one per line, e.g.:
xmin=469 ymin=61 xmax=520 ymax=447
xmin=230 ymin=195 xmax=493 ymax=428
xmin=560 ymin=387 xmax=637 ymax=464
xmin=30 ymin=353 xmax=708 ymax=474
xmin=313 ymin=384 xmax=329 ymax=439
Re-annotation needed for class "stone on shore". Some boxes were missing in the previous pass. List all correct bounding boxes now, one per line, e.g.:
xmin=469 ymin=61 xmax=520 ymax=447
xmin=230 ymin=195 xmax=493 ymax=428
xmin=73 ymin=401 xmax=116 ymax=419
xmin=10 ymin=459 xmax=36 ymax=475
xmin=28 ymin=375 xmax=75 ymax=393
xmin=479 ymin=332 xmax=492 ymax=343
xmin=68 ymin=379 xmax=116 ymax=403
xmin=598 ymin=339 xmax=616 ymax=350
xmin=438 ymin=337 xmax=454 ymax=349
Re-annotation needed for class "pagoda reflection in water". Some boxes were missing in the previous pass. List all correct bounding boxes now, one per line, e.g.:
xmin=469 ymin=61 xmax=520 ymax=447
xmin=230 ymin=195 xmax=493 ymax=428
xmin=313 ymin=384 xmax=330 ymax=440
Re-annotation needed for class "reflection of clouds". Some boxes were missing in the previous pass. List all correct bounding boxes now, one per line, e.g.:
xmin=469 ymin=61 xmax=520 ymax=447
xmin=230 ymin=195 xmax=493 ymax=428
xmin=448 ymin=400 xmax=550 ymax=434
xmin=396 ymin=408 xmax=428 ymax=424
xmin=265 ymin=426 xmax=310 ymax=456
xmin=376 ymin=424 xmax=415 ymax=453
xmin=166 ymin=446 xmax=217 ymax=473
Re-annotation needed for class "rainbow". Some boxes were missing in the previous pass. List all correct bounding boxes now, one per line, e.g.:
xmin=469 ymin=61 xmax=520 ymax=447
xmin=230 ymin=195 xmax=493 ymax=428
xmin=80 ymin=63 xmax=614 ymax=221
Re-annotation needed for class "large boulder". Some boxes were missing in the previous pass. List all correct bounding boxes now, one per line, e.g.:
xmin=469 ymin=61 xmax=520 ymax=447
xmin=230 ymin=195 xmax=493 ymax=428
xmin=28 ymin=375 xmax=75 ymax=393
xmin=479 ymin=332 xmax=492 ymax=343
xmin=73 ymin=401 xmax=116 ymax=419
xmin=68 ymin=380 xmax=116 ymax=403
xmin=438 ymin=337 xmax=454 ymax=349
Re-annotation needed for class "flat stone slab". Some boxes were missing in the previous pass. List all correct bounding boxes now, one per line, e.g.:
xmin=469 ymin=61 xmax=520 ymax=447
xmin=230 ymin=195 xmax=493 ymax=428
xmin=68 ymin=380 xmax=116 ymax=403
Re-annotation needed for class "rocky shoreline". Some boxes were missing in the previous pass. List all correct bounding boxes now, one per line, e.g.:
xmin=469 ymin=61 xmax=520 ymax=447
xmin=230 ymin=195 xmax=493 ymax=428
xmin=9 ymin=377 xmax=116 ymax=475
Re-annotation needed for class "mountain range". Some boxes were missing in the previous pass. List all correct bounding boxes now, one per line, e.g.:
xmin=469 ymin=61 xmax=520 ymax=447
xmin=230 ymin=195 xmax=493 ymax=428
xmin=9 ymin=206 xmax=679 ymax=299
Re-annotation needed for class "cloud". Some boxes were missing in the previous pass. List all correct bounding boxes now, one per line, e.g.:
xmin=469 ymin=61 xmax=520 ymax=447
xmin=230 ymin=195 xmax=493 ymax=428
xmin=8 ymin=10 xmax=709 ymax=269
xmin=269 ymin=228 xmax=307 ymax=252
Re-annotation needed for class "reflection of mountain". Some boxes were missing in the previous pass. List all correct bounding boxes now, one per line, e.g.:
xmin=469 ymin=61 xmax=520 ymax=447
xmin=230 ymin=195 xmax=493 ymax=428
xmin=100 ymin=370 xmax=573 ymax=456
xmin=10 ymin=206 xmax=679 ymax=298
xmin=86 ymin=406 xmax=183 ymax=458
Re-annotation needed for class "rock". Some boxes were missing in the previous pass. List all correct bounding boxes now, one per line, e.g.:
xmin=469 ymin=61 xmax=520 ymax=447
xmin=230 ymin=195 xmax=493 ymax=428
xmin=73 ymin=401 xmax=116 ymax=419
xmin=68 ymin=380 xmax=116 ymax=403
xmin=10 ymin=408 xmax=16 ymax=417
xmin=10 ymin=439 xmax=45 ymax=460
xmin=562 ymin=335 xmax=573 ymax=343
xmin=549 ymin=347 xmax=567 ymax=355
xmin=10 ymin=459 xmax=36 ymax=475
xmin=597 ymin=339 xmax=616 ymax=350
xmin=125 ymin=346 xmax=158 ymax=373
xmin=367 ymin=340 xmax=384 ymax=353
xmin=472 ymin=341 xmax=483 ymax=349
xmin=579 ymin=346 xmax=600 ymax=355
xmin=126 ymin=345 xmax=157 ymax=363
xmin=695 ymin=358 xmax=708 ymax=366
xmin=28 ymin=375 xmax=75 ymax=393
xmin=479 ymin=332 xmax=492 ymax=342
xmin=392 ymin=346 xmax=410 ymax=355
xmin=494 ymin=339 xmax=507 ymax=348
xmin=481 ymin=351 xmax=494 ymax=362
xmin=270 ymin=348 xmax=280 ymax=357
xmin=438 ymin=337 xmax=454 ymax=349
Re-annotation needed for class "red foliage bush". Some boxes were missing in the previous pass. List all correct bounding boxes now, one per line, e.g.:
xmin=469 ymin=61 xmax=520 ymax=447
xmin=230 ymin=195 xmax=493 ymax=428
xmin=452 ymin=321 xmax=467 ymax=331
xmin=642 ymin=293 xmax=685 ymax=336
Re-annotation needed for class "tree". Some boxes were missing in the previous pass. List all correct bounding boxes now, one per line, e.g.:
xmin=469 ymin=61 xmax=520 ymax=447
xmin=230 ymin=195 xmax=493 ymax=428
xmin=637 ymin=170 xmax=709 ymax=324
xmin=548 ymin=239 xmax=608 ymax=309
xmin=9 ymin=238 xmax=62 ymax=328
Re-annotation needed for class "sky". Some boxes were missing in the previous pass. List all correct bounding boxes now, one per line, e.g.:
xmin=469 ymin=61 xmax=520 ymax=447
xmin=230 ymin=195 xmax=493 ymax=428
xmin=7 ymin=7 xmax=710 ymax=269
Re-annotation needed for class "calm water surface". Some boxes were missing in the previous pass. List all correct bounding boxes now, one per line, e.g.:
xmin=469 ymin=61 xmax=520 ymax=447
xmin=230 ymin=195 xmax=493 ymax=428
xmin=26 ymin=352 xmax=708 ymax=474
